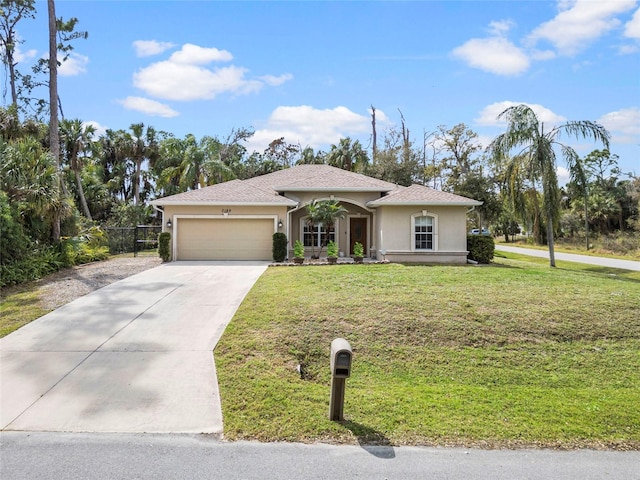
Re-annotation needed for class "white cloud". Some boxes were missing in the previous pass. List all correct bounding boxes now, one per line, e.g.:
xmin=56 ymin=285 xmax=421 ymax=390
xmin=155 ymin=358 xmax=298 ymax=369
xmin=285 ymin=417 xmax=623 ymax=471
xmin=476 ymin=101 xmax=567 ymax=126
xmin=133 ymin=40 xmax=176 ymax=57
xmin=259 ymin=73 xmax=294 ymax=86
xmin=83 ymin=120 xmax=108 ymax=137
xmin=58 ymin=53 xmax=88 ymax=76
xmin=117 ymin=96 xmax=180 ymax=118
xmin=488 ymin=19 xmax=515 ymax=36
xmin=598 ymin=107 xmax=640 ymax=143
xmin=625 ymin=8 xmax=640 ymax=38
xmin=132 ymin=43 xmax=289 ymax=101
xmin=245 ymin=105 xmax=375 ymax=153
xmin=528 ymin=0 xmax=637 ymax=55
xmin=134 ymin=63 xmax=261 ymax=101
xmin=452 ymin=35 xmax=530 ymax=76
xmin=168 ymin=43 xmax=233 ymax=64
xmin=14 ymin=45 xmax=37 ymax=63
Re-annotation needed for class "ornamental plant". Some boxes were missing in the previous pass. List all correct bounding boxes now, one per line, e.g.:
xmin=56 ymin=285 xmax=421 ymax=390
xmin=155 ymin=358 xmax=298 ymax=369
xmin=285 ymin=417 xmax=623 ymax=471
xmin=293 ymin=239 xmax=305 ymax=258
xmin=326 ymin=240 xmax=338 ymax=258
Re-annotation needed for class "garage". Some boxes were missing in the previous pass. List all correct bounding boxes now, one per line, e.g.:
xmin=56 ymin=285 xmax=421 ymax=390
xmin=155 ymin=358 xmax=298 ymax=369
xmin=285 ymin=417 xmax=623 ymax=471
xmin=176 ymin=217 xmax=275 ymax=261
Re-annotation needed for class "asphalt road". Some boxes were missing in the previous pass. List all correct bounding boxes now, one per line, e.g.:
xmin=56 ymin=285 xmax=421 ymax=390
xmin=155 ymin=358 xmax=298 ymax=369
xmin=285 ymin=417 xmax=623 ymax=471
xmin=2 ymin=432 xmax=638 ymax=480
xmin=495 ymin=245 xmax=640 ymax=271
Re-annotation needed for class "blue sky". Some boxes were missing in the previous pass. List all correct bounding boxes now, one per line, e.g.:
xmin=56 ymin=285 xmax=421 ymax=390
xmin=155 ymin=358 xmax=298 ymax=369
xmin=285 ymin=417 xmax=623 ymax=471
xmin=5 ymin=0 xmax=640 ymax=179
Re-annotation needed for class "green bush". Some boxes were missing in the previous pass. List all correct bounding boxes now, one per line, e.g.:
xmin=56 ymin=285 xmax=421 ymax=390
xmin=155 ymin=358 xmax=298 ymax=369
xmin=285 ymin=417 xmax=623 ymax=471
xmin=293 ymin=239 xmax=305 ymax=259
xmin=326 ymin=240 xmax=338 ymax=258
xmin=158 ymin=232 xmax=171 ymax=262
xmin=0 ymin=191 xmax=33 ymax=265
xmin=0 ymin=246 xmax=62 ymax=288
xmin=272 ymin=232 xmax=287 ymax=262
xmin=467 ymin=235 xmax=495 ymax=264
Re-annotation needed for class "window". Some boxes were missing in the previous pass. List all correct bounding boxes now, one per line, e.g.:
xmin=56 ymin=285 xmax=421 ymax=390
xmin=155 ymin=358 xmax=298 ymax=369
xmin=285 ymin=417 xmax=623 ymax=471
xmin=303 ymin=222 xmax=335 ymax=247
xmin=414 ymin=216 xmax=434 ymax=250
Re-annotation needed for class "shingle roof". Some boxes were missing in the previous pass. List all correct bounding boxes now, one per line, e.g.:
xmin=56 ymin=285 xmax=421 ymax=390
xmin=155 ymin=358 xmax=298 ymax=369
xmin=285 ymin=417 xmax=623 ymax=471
xmin=151 ymin=179 xmax=297 ymax=206
xmin=244 ymin=164 xmax=398 ymax=191
xmin=367 ymin=184 xmax=482 ymax=206
xmin=151 ymin=165 xmax=481 ymax=207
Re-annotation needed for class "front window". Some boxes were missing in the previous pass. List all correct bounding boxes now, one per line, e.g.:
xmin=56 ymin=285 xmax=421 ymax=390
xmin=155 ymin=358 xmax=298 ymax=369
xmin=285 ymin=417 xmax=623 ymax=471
xmin=414 ymin=216 xmax=433 ymax=250
xmin=303 ymin=222 xmax=335 ymax=247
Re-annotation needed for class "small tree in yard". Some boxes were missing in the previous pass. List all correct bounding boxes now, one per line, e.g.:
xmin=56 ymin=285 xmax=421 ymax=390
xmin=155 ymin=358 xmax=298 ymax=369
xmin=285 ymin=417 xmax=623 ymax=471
xmin=490 ymin=104 xmax=609 ymax=267
xmin=305 ymin=199 xmax=347 ymax=258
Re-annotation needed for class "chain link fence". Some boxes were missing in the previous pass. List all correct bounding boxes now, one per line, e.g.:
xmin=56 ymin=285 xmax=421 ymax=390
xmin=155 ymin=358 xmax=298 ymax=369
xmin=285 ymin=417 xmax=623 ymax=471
xmin=103 ymin=225 xmax=162 ymax=256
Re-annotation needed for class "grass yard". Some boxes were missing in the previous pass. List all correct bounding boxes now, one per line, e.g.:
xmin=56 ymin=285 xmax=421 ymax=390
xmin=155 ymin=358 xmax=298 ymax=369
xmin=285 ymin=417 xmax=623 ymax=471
xmin=215 ymin=253 xmax=640 ymax=449
xmin=0 ymin=286 xmax=49 ymax=338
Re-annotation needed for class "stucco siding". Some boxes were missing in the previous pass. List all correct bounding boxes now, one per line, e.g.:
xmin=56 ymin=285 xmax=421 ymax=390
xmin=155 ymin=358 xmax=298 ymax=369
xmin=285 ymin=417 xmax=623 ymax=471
xmin=376 ymin=205 xmax=470 ymax=263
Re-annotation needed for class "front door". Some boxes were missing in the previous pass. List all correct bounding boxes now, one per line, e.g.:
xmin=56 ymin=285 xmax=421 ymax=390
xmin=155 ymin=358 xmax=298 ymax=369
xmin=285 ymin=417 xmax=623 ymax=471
xmin=349 ymin=217 xmax=367 ymax=257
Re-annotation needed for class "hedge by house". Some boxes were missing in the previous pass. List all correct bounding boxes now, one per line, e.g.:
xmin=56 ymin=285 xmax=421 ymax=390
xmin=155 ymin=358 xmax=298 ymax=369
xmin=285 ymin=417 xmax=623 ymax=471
xmin=158 ymin=232 xmax=171 ymax=262
xmin=272 ymin=232 xmax=288 ymax=262
xmin=467 ymin=235 xmax=494 ymax=264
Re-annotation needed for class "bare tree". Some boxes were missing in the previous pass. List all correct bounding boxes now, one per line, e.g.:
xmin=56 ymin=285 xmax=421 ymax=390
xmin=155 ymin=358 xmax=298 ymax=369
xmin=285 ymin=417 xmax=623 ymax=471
xmin=371 ymin=105 xmax=377 ymax=162
xmin=0 ymin=0 xmax=36 ymax=107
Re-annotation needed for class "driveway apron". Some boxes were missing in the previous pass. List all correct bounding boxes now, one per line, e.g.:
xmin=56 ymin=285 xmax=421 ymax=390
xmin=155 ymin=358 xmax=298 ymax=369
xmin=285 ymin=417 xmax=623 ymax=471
xmin=0 ymin=261 xmax=268 ymax=433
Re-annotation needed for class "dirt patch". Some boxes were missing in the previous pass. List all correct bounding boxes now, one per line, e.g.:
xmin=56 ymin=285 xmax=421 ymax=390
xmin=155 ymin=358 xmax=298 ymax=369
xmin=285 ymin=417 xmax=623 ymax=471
xmin=34 ymin=255 xmax=162 ymax=310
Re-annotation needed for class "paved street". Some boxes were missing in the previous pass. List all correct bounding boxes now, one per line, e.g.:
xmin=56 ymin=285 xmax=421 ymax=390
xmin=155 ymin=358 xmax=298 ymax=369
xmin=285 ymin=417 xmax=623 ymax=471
xmin=1 ymin=262 xmax=267 ymax=433
xmin=495 ymin=244 xmax=640 ymax=271
xmin=1 ymin=432 xmax=638 ymax=480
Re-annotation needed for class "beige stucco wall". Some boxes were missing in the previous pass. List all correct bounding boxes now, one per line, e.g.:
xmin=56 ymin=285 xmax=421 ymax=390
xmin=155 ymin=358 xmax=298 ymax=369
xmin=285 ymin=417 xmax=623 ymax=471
xmin=286 ymin=200 xmax=376 ymax=258
xmin=162 ymin=205 xmax=289 ymax=232
xmin=376 ymin=205 xmax=469 ymax=263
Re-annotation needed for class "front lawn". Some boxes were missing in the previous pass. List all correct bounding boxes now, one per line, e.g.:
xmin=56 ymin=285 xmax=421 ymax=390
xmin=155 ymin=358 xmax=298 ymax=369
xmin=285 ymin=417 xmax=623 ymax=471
xmin=215 ymin=255 xmax=640 ymax=449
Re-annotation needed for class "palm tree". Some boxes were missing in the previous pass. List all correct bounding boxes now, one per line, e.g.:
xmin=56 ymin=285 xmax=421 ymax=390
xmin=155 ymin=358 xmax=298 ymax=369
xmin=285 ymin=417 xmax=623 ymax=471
xmin=126 ymin=123 xmax=159 ymax=205
xmin=326 ymin=137 xmax=369 ymax=172
xmin=60 ymin=118 xmax=95 ymax=220
xmin=1 ymin=136 xmax=72 ymax=242
xmin=305 ymin=199 xmax=348 ymax=258
xmin=490 ymin=104 xmax=609 ymax=267
xmin=48 ymin=0 xmax=61 ymax=242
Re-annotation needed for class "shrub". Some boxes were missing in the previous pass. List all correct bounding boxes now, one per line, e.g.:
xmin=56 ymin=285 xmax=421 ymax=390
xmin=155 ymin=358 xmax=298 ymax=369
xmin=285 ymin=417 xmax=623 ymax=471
xmin=293 ymin=239 xmax=305 ymax=259
xmin=158 ymin=232 xmax=171 ymax=262
xmin=467 ymin=235 xmax=494 ymax=264
xmin=353 ymin=242 xmax=364 ymax=257
xmin=272 ymin=232 xmax=287 ymax=262
xmin=0 ymin=246 xmax=62 ymax=288
xmin=326 ymin=241 xmax=338 ymax=258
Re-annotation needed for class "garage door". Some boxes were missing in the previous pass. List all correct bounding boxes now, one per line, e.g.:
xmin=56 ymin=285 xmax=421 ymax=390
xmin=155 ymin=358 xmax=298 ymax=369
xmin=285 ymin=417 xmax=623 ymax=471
xmin=176 ymin=218 xmax=274 ymax=260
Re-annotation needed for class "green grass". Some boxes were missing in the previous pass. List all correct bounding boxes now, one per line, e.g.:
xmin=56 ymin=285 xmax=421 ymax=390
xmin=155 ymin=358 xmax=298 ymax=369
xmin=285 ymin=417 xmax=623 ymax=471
xmin=0 ymin=285 xmax=50 ymax=337
xmin=215 ymin=258 xmax=640 ymax=449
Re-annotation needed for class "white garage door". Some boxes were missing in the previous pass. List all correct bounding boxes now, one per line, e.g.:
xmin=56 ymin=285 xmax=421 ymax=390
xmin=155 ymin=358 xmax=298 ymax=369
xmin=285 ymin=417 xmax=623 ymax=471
xmin=176 ymin=218 xmax=274 ymax=261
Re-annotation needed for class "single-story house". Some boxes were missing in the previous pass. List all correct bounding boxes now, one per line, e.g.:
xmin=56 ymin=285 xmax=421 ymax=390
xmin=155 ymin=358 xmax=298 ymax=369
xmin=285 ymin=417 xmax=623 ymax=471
xmin=150 ymin=164 xmax=482 ymax=264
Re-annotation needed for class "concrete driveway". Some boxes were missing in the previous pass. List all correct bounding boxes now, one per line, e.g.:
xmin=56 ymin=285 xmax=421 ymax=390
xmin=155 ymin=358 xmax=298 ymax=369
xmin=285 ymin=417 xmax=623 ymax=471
xmin=1 ymin=261 xmax=268 ymax=434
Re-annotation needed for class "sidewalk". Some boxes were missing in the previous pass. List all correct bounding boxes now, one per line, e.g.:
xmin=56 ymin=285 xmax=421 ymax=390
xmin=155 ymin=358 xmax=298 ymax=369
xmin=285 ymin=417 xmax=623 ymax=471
xmin=495 ymin=245 xmax=640 ymax=271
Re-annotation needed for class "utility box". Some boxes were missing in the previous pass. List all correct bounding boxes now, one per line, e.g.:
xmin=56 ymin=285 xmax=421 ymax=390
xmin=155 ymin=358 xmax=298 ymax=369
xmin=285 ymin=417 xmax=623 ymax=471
xmin=330 ymin=338 xmax=352 ymax=378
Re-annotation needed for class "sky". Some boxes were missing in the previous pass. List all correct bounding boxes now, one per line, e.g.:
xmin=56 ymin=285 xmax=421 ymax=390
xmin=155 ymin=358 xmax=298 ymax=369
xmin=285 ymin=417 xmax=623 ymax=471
xmin=4 ymin=0 xmax=640 ymax=181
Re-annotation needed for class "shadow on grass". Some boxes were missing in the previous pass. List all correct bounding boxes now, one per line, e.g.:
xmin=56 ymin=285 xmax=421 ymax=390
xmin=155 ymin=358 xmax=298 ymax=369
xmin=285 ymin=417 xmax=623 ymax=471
xmin=341 ymin=420 xmax=395 ymax=459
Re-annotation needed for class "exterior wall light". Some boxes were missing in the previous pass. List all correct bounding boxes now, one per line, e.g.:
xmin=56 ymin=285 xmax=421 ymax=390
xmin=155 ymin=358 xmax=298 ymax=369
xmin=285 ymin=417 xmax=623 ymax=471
xmin=166 ymin=219 xmax=172 ymax=228
xmin=278 ymin=219 xmax=283 ymax=228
